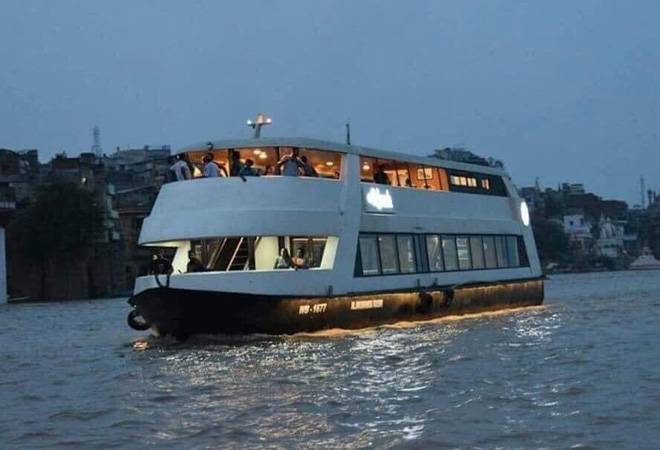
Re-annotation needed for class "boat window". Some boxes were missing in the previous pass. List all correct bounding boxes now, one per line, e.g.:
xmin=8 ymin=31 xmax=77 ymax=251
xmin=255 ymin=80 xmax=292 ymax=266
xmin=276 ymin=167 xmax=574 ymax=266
xmin=235 ymin=147 xmax=277 ymax=175
xmin=506 ymin=236 xmax=520 ymax=267
xmin=482 ymin=236 xmax=498 ymax=269
xmin=378 ymin=235 xmax=399 ymax=274
xmin=186 ymin=235 xmax=334 ymax=272
xmin=290 ymin=236 xmax=327 ymax=268
xmin=359 ymin=235 xmax=381 ymax=275
xmin=426 ymin=235 xmax=444 ymax=272
xmin=394 ymin=163 xmax=412 ymax=188
xmin=456 ymin=236 xmax=472 ymax=270
xmin=442 ymin=236 xmax=459 ymax=271
xmin=418 ymin=166 xmax=448 ymax=191
xmin=181 ymin=146 xmax=341 ymax=179
xmin=407 ymin=163 xmax=430 ymax=189
xmin=355 ymin=232 xmax=528 ymax=276
xmin=495 ymin=236 xmax=508 ymax=268
xmin=397 ymin=235 xmax=416 ymax=273
xmin=360 ymin=157 xmax=375 ymax=182
xmin=470 ymin=236 xmax=485 ymax=269
xmin=299 ymin=148 xmax=342 ymax=179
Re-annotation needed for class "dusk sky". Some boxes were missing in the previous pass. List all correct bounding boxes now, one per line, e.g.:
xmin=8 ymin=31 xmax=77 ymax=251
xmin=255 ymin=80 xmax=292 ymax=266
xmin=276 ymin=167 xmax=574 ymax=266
xmin=1 ymin=1 xmax=659 ymax=204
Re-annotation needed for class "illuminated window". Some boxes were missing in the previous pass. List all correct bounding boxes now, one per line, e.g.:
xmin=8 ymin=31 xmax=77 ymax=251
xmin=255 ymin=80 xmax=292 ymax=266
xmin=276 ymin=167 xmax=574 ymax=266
xmin=481 ymin=178 xmax=491 ymax=190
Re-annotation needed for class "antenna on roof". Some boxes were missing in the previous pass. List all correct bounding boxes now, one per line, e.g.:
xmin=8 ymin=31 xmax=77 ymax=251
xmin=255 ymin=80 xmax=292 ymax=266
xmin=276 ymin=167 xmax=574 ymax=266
xmin=246 ymin=113 xmax=272 ymax=139
xmin=345 ymin=122 xmax=351 ymax=145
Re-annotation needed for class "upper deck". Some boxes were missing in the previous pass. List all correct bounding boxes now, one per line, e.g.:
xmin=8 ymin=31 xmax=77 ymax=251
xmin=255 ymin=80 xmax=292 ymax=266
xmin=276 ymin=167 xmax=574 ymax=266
xmin=139 ymin=137 xmax=523 ymax=246
xmin=178 ymin=136 xmax=508 ymax=178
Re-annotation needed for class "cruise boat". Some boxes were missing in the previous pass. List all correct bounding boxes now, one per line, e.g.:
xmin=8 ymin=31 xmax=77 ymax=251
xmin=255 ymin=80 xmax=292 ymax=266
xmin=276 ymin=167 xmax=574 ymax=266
xmin=629 ymin=247 xmax=660 ymax=270
xmin=127 ymin=135 xmax=543 ymax=338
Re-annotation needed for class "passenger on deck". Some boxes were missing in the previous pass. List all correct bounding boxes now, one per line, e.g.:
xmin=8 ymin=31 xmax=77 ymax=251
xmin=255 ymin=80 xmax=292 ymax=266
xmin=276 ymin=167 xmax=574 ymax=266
xmin=277 ymin=148 xmax=303 ymax=176
xmin=229 ymin=150 xmax=243 ymax=177
xmin=239 ymin=159 xmax=260 ymax=177
xmin=186 ymin=251 xmax=205 ymax=272
xmin=373 ymin=165 xmax=391 ymax=185
xmin=202 ymin=152 xmax=228 ymax=177
xmin=274 ymin=248 xmax=293 ymax=269
xmin=263 ymin=165 xmax=274 ymax=176
xmin=292 ymin=248 xmax=309 ymax=269
xmin=150 ymin=250 xmax=172 ymax=275
xmin=300 ymin=155 xmax=318 ymax=177
xmin=170 ymin=154 xmax=192 ymax=181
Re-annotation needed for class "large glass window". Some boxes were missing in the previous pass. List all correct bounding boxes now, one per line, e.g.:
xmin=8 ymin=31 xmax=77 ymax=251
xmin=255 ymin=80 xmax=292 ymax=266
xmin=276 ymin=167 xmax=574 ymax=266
xmin=442 ymin=236 xmax=459 ymax=271
xmin=356 ymin=232 xmax=527 ymax=276
xmin=291 ymin=237 xmax=327 ymax=268
xmin=483 ymin=236 xmax=497 ymax=268
xmin=397 ymin=235 xmax=416 ymax=273
xmin=359 ymin=235 xmax=380 ymax=275
xmin=495 ymin=236 xmax=508 ymax=268
xmin=426 ymin=235 xmax=444 ymax=272
xmin=379 ymin=235 xmax=399 ymax=274
xmin=456 ymin=236 xmax=472 ymax=270
xmin=299 ymin=148 xmax=342 ymax=179
xmin=470 ymin=236 xmax=485 ymax=269
xmin=506 ymin=236 xmax=520 ymax=267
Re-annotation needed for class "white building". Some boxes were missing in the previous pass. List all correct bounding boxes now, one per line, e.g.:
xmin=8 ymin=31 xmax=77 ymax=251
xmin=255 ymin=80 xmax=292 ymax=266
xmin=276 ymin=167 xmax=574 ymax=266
xmin=563 ymin=213 xmax=592 ymax=249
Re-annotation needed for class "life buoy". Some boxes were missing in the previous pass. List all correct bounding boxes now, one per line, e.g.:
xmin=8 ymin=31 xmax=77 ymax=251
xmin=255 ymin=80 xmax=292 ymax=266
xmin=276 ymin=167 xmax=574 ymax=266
xmin=127 ymin=309 xmax=150 ymax=331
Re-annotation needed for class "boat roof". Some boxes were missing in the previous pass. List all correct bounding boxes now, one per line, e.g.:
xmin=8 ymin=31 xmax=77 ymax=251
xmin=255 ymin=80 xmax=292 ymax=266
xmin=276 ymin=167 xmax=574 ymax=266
xmin=178 ymin=137 xmax=508 ymax=176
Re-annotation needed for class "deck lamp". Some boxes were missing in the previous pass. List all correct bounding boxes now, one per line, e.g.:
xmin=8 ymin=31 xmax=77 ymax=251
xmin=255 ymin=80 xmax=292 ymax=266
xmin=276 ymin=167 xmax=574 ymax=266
xmin=246 ymin=113 xmax=272 ymax=139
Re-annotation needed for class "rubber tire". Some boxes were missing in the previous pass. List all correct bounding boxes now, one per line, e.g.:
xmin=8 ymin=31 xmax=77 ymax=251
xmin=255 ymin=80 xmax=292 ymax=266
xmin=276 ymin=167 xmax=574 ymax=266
xmin=127 ymin=309 xmax=150 ymax=331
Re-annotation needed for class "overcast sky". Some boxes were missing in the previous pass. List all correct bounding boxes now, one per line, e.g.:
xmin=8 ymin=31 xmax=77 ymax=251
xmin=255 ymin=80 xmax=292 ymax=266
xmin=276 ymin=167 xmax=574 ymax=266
xmin=1 ymin=1 xmax=659 ymax=204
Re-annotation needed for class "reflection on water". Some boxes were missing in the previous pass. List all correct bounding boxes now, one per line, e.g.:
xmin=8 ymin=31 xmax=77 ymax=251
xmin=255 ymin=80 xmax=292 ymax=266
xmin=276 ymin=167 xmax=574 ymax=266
xmin=2 ymin=271 xmax=660 ymax=448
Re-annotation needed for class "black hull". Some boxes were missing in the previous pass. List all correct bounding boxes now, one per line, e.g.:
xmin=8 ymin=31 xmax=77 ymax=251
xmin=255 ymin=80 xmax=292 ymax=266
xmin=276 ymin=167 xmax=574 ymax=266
xmin=128 ymin=278 xmax=544 ymax=338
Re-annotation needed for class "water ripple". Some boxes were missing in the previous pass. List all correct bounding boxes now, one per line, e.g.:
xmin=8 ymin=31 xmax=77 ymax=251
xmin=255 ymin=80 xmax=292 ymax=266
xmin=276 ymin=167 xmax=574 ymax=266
xmin=1 ymin=271 xmax=660 ymax=448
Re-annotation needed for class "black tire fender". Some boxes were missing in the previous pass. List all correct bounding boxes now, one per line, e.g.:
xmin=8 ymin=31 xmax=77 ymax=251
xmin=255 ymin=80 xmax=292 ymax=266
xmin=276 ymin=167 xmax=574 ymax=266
xmin=127 ymin=309 xmax=150 ymax=331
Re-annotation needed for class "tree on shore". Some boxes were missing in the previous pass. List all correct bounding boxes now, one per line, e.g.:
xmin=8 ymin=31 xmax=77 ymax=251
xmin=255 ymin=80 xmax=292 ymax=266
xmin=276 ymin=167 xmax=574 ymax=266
xmin=531 ymin=218 xmax=569 ymax=265
xmin=9 ymin=180 xmax=103 ymax=298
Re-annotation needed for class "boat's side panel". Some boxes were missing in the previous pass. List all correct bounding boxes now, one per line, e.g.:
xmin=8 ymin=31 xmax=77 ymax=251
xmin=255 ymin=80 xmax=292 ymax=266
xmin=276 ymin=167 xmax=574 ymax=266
xmin=129 ymin=278 xmax=544 ymax=337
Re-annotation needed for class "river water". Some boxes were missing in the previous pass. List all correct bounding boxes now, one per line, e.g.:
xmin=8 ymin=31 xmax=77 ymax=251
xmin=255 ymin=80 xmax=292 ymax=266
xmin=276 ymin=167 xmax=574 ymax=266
xmin=1 ymin=270 xmax=659 ymax=449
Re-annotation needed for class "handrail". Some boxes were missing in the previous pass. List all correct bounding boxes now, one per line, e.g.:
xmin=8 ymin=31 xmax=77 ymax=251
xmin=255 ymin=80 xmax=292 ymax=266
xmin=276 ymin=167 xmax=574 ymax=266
xmin=206 ymin=238 xmax=229 ymax=270
xmin=226 ymin=237 xmax=245 ymax=271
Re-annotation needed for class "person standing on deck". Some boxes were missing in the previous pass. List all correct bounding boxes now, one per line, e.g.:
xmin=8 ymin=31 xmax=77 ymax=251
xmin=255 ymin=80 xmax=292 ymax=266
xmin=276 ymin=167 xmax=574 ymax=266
xmin=277 ymin=148 xmax=303 ymax=176
xmin=300 ymin=155 xmax=318 ymax=177
xmin=170 ymin=154 xmax=192 ymax=181
xmin=203 ymin=152 xmax=227 ymax=177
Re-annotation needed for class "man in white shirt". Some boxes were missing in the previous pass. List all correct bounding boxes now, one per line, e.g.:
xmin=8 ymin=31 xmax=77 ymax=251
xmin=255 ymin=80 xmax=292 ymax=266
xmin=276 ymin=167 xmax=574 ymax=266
xmin=203 ymin=152 xmax=227 ymax=177
xmin=170 ymin=155 xmax=192 ymax=181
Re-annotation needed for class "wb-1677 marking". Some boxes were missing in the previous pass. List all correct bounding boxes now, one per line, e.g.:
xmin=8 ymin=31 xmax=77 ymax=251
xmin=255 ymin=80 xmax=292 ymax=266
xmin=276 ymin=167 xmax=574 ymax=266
xmin=298 ymin=303 xmax=327 ymax=315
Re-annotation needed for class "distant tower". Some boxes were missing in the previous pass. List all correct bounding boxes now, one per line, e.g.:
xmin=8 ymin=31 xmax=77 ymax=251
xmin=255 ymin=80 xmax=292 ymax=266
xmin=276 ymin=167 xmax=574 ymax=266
xmin=91 ymin=125 xmax=102 ymax=156
xmin=641 ymin=176 xmax=646 ymax=209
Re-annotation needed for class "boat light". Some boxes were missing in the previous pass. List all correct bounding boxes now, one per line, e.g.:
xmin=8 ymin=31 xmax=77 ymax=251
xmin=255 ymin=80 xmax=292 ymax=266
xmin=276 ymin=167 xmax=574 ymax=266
xmin=362 ymin=164 xmax=370 ymax=171
xmin=520 ymin=200 xmax=530 ymax=226
xmin=325 ymin=161 xmax=334 ymax=167
xmin=366 ymin=187 xmax=394 ymax=211
xmin=253 ymin=149 xmax=262 ymax=155
xmin=258 ymin=153 xmax=268 ymax=160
